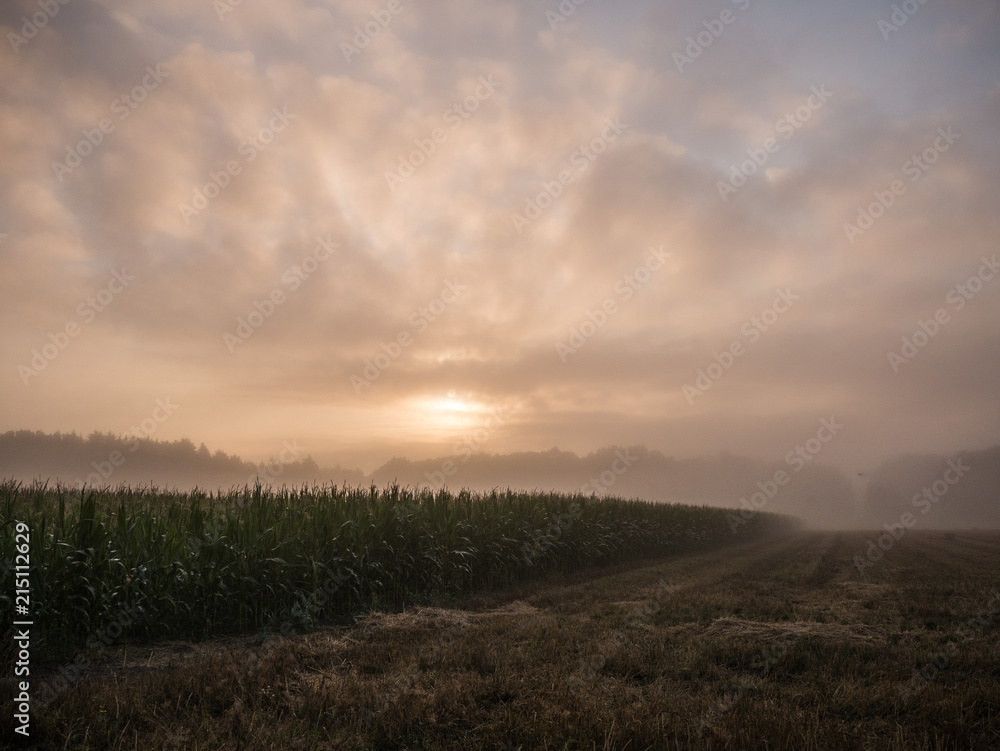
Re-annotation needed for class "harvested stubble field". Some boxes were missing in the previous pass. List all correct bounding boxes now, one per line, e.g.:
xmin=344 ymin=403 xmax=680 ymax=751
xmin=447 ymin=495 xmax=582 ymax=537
xmin=2 ymin=485 xmax=999 ymax=750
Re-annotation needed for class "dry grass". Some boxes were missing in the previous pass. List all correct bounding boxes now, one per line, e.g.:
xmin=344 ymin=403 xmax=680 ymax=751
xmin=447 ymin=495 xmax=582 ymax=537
xmin=5 ymin=531 xmax=1000 ymax=750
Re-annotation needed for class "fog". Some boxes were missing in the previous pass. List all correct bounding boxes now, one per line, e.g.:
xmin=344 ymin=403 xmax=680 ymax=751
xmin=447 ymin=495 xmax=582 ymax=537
xmin=3 ymin=431 xmax=998 ymax=529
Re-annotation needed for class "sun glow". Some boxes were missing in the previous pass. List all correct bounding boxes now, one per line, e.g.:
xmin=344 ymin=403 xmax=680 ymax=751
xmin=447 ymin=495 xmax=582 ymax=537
xmin=407 ymin=392 xmax=488 ymax=436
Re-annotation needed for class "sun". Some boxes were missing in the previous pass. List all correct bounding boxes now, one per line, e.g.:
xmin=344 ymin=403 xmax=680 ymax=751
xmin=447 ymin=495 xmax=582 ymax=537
xmin=406 ymin=392 xmax=486 ymax=436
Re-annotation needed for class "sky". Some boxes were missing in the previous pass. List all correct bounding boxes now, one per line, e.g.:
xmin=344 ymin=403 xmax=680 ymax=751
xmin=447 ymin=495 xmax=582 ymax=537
xmin=1 ymin=0 xmax=999 ymax=474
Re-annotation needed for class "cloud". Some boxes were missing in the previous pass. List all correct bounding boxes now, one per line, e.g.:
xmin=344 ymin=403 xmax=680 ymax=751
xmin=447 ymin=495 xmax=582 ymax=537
xmin=1 ymin=0 xmax=998 ymax=477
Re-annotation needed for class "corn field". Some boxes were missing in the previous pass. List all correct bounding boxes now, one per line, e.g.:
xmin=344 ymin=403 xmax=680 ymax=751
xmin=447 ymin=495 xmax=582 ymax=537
xmin=0 ymin=480 xmax=798 ymax=658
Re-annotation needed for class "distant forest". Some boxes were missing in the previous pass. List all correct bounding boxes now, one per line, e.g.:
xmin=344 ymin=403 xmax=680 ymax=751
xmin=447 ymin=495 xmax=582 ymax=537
xmin=1 ymin=430 xmax=998 ymax=528
xmin=0 ymin=430 xmax=365 ymax=491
